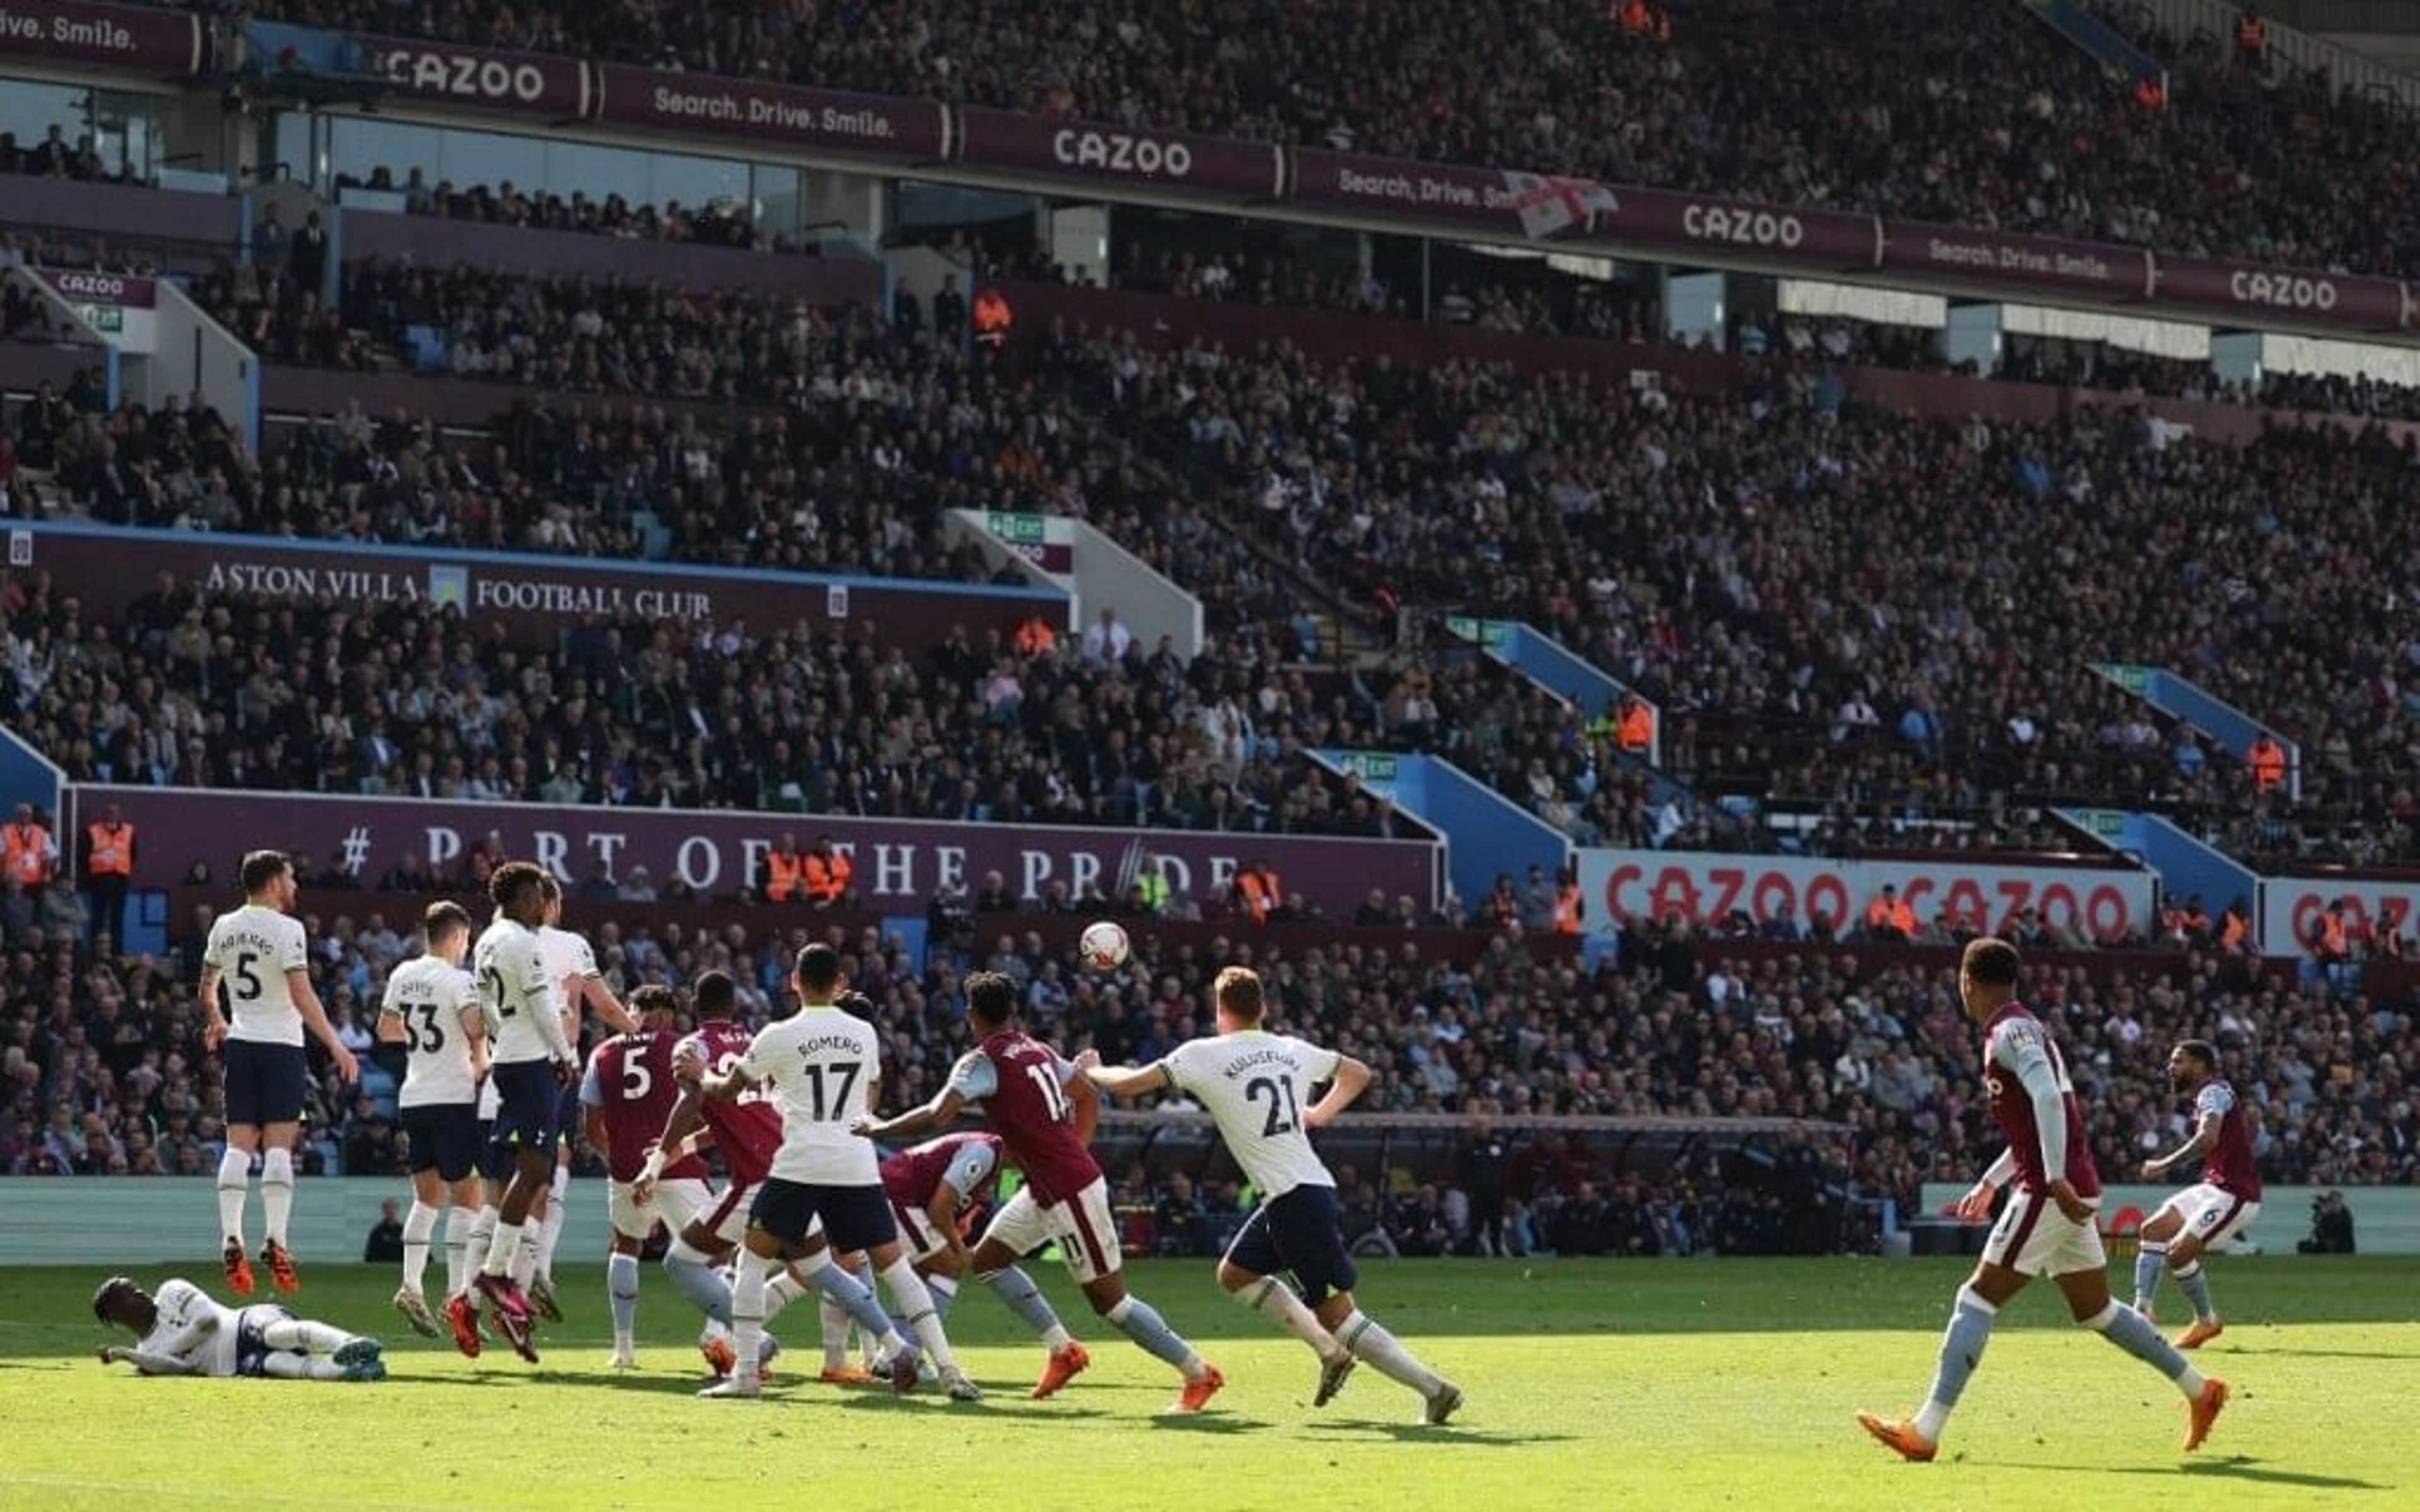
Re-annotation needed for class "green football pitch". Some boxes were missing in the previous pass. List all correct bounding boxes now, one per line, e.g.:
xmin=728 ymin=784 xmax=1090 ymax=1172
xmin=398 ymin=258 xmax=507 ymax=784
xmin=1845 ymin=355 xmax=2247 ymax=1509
xmin=0 ymin=1256 xmax=2409 ymax=1511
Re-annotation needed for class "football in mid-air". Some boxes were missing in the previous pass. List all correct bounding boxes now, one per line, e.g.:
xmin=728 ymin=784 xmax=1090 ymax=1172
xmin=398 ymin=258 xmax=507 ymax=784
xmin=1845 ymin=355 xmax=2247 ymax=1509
xmin=1078 ymin=920 xmax=1130 ymax=970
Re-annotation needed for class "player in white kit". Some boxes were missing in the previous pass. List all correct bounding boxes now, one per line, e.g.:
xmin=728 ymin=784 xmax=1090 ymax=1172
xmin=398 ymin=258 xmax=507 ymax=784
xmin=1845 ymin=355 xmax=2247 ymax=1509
xmin=198 ymin=850 xmax=360 ymax=1299
xmin=516 ymin=876 xmax=638 ymax=1320
xmin=94 ymin=1276 xmax=384 ymax=1382
xmin=467 ymin=862 xmax=578 ymax=1362
xmin=1081 ymin=965 xmax=1463 ymax=1424
xmin=374 ymin=900 xmax=488 ymax=1339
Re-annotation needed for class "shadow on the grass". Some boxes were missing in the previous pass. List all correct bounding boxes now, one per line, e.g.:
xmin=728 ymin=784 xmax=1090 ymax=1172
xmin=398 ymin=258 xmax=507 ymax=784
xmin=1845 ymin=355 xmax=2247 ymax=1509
xmin=2239 ymin=1347 xmax=2416 ymax=1362
xmin=1147 ymin=1412 xmax=1275 ymax=1434
xmin=1297 ymin=1421 xmax=1573 ymax=1449
xmin=2008 ymin=1457 xmax=2390 ymax=1492
xmin=829 ymin=1394 xmax=1113 ymax=1422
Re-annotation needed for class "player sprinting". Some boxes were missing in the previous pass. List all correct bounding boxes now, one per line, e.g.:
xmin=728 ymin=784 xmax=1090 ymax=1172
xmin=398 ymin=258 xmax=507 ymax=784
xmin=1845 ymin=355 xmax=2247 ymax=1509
xmin=467 ymin=861 xmax=579 ymax=1361
xmin=1858 ymin=937 xmax=2229 ymax=1460
xmin=2133 ymin=1039 xmax=2264 ymax=1349
xmin=583 ymin=983 xmax=713 ymax=1369
xmin=518 ymin=876 xmax=638 ymax=1321
xmin=690 ymin=944 xmax=978 ymax=1401
xmin=639 ymin=968 xmax=918 ymax=1388
xmin=374 ymin=900 xmax=487 ymax=1339
xmin=860 ymin=970 xmax=1218 ymax=1410
xmin=876 ymin=1130 xmax=1087 ymax=1386
xmin=199 ymin=850 xmax=360 ymax=1298
xmin=1081 ymin=966 xmax=1461 ymax=1423
xmin=93 ymin=1276 xmax=384 ymax=1382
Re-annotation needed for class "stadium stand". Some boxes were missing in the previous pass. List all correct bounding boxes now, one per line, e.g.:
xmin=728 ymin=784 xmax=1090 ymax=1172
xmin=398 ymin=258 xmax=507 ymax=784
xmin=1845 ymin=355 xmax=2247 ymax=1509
xmin=241 ymin=0 xmax=2420 ymax=280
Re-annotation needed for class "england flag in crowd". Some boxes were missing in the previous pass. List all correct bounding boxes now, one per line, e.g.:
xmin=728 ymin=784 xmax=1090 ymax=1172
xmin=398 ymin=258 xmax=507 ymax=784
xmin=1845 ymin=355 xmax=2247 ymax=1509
xmin=1504 ymin=171 xmax=1618 ymax=237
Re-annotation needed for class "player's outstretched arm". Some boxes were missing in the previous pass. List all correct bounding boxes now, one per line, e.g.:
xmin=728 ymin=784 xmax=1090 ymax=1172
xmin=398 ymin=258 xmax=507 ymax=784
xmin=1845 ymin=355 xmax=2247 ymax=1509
xmin=854 ymin=1087 xmax=966 ymax=1143
xmin=100 ymin=1345 xmax=202 ymax=1376
xmin=1072 ymin=1049 xmax=1171 ymax=1102
xmin=197 ymin=963 xmax=227 ymax=1050
xmin=2145 ymin=1112 xmax=2221 ymax=1181
xmin=1303 ymin=1055 xmax=1373 ymax=1130
xmin=635 ymin=1079 xmax=710 ymax=1204
xmin=582 ymin=976 xmax=638 ymax=1035
xmin=291 ymin=968 xmax=360 ymax=1083
xmin=459 ymin=1002 xmax=489 ymax=1085
xmin=1953 ymin=1150 xmax=2016 ymax=1220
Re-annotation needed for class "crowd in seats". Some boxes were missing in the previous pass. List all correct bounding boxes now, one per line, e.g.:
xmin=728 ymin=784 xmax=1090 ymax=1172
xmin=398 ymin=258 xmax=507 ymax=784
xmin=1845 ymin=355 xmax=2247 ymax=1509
xmin=9 ymin=895 xmax=2409 ymax=1265
xmin=343 ymin=166 xmax=781 ymax=251
xmin=21 ymin=264 xmax=2420 ymax=861
xmin=245 ymin=0 xmax=2420 ymax=282
xmin=0 ymin=559 xmax=1408 ymax=841
xmin=1047 ymin=323 xmax=2420 ymax=863
xmin=0 ymin=124 xmax=133 ymax=185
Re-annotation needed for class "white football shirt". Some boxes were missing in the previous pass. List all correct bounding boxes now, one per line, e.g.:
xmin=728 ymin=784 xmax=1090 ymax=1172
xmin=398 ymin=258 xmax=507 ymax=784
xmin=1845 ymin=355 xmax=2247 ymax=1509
xmin=738 ymin=1004 xmax=882 ymax=1185
xmin=539 ymin=924 xmax=598 ymax=1024
xmin=473 ymin=919 xmax=563 ymax=1065
xmin=379 ymin=955 xmax=481 ymax=1108
xmin=204 ymin=904 xmax=309 ymax=1046
xmin=1157 ymin=1031 xmax=1343 ymax=1198
xmin=140 ymin=1278 xmax=238 ymax=1376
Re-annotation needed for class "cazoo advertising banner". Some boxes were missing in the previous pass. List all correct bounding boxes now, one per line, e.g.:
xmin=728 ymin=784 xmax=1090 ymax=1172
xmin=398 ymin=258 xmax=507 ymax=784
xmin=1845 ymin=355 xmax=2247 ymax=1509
xmin=1577 ymin=849 xmax=2158 ymax=944
xmin=85 ymin=788 xmax=1441 ymax=917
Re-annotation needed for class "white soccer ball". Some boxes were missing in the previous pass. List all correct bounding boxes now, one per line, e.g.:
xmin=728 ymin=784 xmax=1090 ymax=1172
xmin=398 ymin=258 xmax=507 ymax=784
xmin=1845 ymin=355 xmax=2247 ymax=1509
xmin=1078 ymin=920 xmax=1130 ymax=971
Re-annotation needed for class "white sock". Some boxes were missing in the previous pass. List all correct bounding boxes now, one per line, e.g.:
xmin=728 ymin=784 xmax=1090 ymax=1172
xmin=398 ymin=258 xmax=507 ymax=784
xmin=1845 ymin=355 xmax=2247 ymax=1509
xmin=880 ymin=1256 xmax=957 ymax=1372
xmin=401 ymin=1201 xmax=439 ymax=1292
xmin=259 ymin=1148 xmax=295 ymax=1247
xmin=259 ymin=1316 xmax=352 ymax=1354
xmin=1336 ymin=1309 xmax=1444 ymax=1397
xmin=732 ymin=1249 xmax=771 ymax=1389
xmin=462 ymin=1206 xmax=498 ymax=1290
xmin=215 ymin=1147 xmax=251 ymax=1246
xmin=607 ymin=1251 xmax=641 ymax=1349
xmin=820 ymin=1295 xmax=850 ymax=1368
xmin=1237 ymin=1275 xmax=1344 ymax=1359
xmin=766 ymin=1266 xmax=812 ymax=1322
xmin=537 ymin=1165 xmax=570 ymax=1280
xmin=483 ymin=1219 xmax=522 ymax=1278
xmin=511 ymin=1232 xmax=539 ymax=1288
xmin=260 ymin=1354 xmax=345 ymax=1381
xmin=1915 ymin=1397 xmax=1953 ymax=1441
xmin=441 ymin=1207 xmax=470 ymax=1298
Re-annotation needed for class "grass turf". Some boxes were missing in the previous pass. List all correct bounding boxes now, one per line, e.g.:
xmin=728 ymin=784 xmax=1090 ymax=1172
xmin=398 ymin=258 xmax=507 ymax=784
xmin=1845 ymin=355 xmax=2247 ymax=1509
xmin=0 ymin=1255 xmax=2410 ymax=1510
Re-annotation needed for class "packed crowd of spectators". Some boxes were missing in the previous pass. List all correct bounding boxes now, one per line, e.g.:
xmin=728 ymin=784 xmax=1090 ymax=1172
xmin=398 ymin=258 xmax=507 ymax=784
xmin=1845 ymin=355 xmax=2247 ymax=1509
xmin=22 ymin=268 xmax=2420 ymax=861
xmin=342 ymin=166 xmax=781 ymax=251
xmin=237 ymin=0 xmax=2420 ymax=282
xmin=1051 ymin=323 xmax=2420 ymax=864
xmin=8 ymin=890 xmax=2409 ymax=1267
xmin=0 ymin=571 xmax=1388 ymax=840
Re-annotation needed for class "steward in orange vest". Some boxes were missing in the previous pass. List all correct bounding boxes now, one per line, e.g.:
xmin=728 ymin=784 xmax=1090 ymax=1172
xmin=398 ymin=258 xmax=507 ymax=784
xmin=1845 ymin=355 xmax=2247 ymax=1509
xmin=1553 ymin=880 xmax=1584 ymax=934
xmin=83 ymin=802 xmax=134 ymax=945
xmin=2247 ymin=735 xmax=2287 ymax=793
xmin=1236 ymin=861 xmax=1282 ymax=923
xmin=4 ymin=803 xmax=54 ymax=896
xmin=801 ymin=837 xmax=854 ymax=907
xmin=761 ymin=834 xmax=804 ymax=902
xmin=973 ymin=287 xmax=1014 ymax=350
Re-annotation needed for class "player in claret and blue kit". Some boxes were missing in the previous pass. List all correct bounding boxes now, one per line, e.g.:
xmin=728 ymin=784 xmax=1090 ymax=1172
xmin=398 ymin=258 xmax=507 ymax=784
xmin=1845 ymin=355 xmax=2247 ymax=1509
xmin=1857 ymin=938 xmax=2230 ymax=1461
xmin=2132 ymin=1038 xmax=2265 ymax=1349
xmin=861 ymin=970 xmax=1218 ymax=1410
